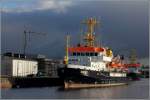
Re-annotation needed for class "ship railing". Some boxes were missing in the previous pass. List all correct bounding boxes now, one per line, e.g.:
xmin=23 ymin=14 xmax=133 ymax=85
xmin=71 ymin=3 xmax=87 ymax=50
xmin=90 ymin=56 xmax=103 ymax=62
xmin=91 ymin=56 xmax=112 ymax=62
xmin=68 ymin=56 xmax=90 ymax=64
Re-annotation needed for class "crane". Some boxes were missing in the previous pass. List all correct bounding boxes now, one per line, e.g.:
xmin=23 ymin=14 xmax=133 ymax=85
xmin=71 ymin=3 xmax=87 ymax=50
xmin=23 ymin=30 xmax=46 ymax=55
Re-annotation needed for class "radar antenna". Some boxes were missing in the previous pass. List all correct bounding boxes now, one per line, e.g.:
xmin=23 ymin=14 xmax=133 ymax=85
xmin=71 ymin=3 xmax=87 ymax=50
xmin=82 ymin=18 xmax=100 ymax=47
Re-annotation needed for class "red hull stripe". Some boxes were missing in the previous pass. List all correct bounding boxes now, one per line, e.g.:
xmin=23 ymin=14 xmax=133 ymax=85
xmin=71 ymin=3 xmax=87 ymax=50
xmin=124 ymin=64 xmax=141 ymax=67
xmin=109 ymin=64 xmax=141 ymax=68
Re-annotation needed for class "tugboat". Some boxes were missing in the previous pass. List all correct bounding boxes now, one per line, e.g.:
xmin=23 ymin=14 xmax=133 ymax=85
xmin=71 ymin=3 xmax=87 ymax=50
xmin=58 ymin=18 xmax=129 ymax=89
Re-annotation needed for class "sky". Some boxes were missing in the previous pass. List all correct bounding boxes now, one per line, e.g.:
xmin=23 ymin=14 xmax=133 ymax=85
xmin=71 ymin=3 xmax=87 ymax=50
xmin=1 ymin=0 xmax=149 ymax=65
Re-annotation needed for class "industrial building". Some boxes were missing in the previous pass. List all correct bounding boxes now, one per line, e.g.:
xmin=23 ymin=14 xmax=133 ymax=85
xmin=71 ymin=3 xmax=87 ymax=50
xmin=1 ymin=53 xmax=38 ymax=77
xmin=1 ymin=52 xmax=64 ymax=88
xmin=1 ymin=52 xmax=63 ymax=78
xmin=37 ymin=58 xmax=63 ymax=78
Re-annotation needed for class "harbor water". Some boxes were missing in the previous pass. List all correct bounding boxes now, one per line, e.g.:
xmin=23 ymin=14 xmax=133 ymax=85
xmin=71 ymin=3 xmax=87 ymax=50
xmin=1 ymin=78 xmax=149 ymax=99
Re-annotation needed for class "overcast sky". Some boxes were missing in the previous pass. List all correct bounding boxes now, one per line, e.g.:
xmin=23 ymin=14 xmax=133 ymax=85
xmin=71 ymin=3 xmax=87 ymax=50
xmin=1 ymin=0 xmax=149 ymax=64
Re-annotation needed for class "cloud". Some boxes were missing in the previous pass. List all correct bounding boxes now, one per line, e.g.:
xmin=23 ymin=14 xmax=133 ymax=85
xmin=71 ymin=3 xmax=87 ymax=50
xmin=1 ymin=0 xmax=73 ymax=13
xmin=38 ymin=0 xmax=73 ymax=13
xmin=1 ymin=0 xmax=148 ymax=59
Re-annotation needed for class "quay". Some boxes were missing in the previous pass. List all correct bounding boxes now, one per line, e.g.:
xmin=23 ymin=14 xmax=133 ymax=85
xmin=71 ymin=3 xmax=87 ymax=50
xmin=0 ymin=76 xmax=13 ymax=88
xmin=1 ymin=76 xmax=63 ymax=88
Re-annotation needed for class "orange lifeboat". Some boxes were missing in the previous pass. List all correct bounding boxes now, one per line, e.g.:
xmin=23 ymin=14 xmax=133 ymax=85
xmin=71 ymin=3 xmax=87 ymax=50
xmin=109 ymin=62 xmax=123 ymax=68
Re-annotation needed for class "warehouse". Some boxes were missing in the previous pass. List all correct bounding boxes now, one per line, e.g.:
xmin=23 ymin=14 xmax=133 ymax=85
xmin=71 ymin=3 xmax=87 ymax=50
xmin=1 ymin=53 xmax=38 ymax=77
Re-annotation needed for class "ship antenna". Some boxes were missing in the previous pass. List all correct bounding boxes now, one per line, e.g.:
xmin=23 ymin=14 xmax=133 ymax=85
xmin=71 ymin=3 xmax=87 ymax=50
xmin=82 ymin=17 xmax=99 ymax=47
xmin=80 ymin=28 xmax=83 ymax=45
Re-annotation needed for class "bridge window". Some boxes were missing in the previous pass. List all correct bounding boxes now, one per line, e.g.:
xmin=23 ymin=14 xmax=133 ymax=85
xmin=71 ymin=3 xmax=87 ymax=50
xmin=95 ymin=53 xmax=98 ymax=56
xmin=90 ymin=52 xmax=94 ymax=56
xmin=81 ymin=53 xmax=85 ymax=56
xmin=77 ymin=52 xmax=80 ymax=56
xmin=86 ymin=52 xmax=89 ymax=56
xmin=73 ymin=52 xmax=76 ymax=56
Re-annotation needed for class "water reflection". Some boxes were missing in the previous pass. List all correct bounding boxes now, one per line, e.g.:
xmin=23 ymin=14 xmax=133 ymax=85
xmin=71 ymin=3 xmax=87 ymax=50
xmin=1 ymin=79 xmax=149 ymax=99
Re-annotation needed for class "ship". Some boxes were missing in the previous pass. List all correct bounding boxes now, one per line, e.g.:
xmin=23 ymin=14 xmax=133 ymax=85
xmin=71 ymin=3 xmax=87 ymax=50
xmin=124 ymin=49 xmax=141 ymax=80
xmin=58 ymin=18 xmax=129 ymax=89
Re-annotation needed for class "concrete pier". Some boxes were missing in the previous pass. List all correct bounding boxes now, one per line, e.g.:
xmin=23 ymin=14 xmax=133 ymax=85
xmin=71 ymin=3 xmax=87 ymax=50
xmin=0 ymin=77 xmax=13 ymax=88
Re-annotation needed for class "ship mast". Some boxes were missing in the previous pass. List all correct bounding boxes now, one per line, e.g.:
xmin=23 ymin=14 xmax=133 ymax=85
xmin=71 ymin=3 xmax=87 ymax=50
xmin=65 ymin=35 xmax=70 ymax=64
xmin=82 ymin=18 xmax=99 ymax=47
xmin=129 ymin=49 xmax=137 ymax=64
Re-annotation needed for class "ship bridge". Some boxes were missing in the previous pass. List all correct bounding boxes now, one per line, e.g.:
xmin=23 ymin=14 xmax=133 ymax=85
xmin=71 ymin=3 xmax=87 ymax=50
xmin=64 ymin=18 xmax=114 ymax=71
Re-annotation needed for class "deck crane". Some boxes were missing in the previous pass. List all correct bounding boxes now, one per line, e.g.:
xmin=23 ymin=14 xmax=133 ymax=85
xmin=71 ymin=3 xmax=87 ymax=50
xmin=23 ymin=30 xmax=46 ymax=55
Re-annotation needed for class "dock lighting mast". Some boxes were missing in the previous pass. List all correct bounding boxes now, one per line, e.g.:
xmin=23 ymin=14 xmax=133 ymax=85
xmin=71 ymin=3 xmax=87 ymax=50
xmin=82 ymin=18 xmax=100 ymax=47
xmin=23 ymin=30 xmax=46 ymax=55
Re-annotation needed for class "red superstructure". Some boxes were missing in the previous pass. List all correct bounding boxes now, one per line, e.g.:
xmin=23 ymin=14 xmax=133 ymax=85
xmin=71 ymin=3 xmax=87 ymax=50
xmin=68 ymin=46 xmax=104 ymax=53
